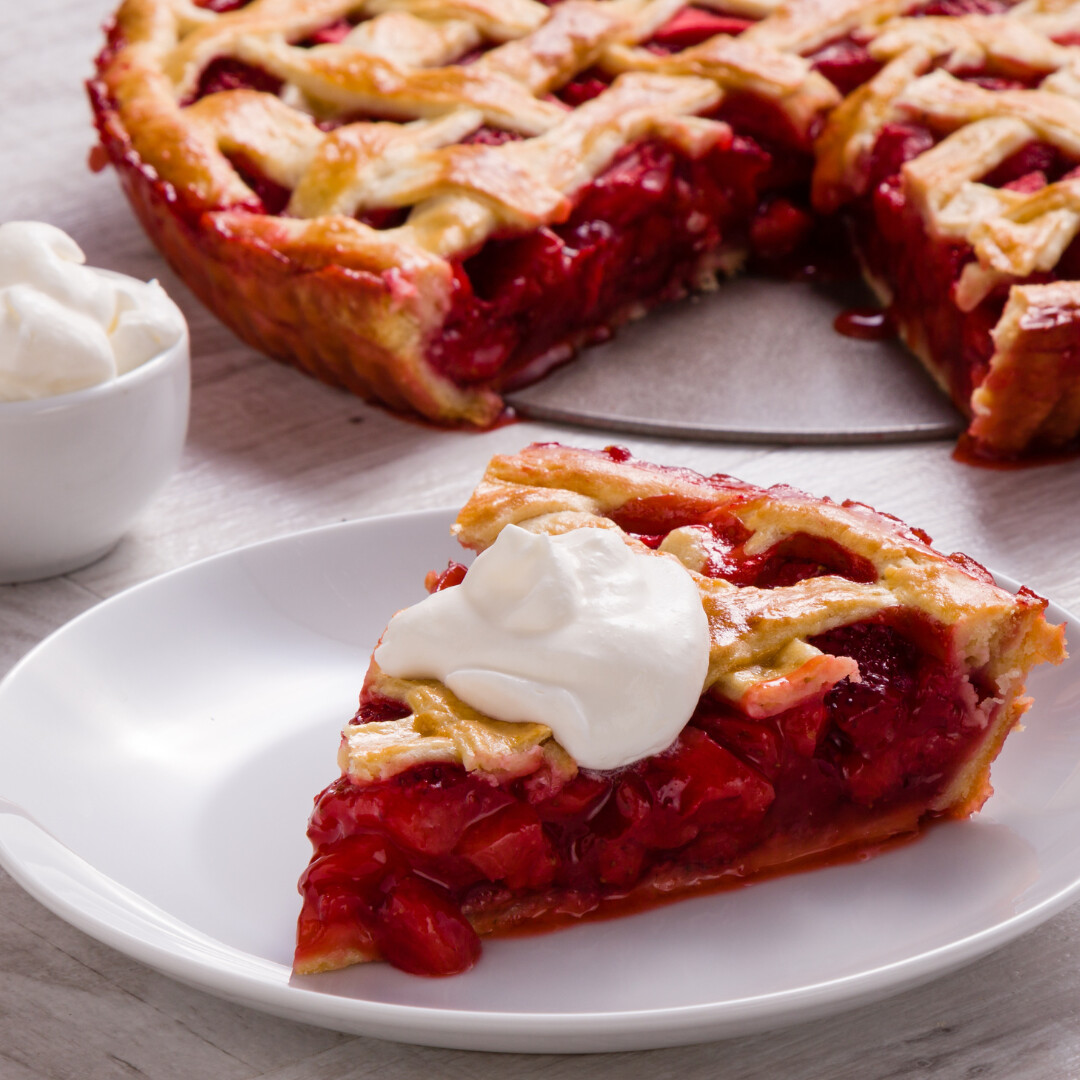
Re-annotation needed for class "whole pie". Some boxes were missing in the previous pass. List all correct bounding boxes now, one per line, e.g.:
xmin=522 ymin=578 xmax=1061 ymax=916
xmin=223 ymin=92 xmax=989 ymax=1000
xmin=89 ymin=0 xmax=1080 ymax=460
xmin=292 ymin=443 xmax=1066 ymax=976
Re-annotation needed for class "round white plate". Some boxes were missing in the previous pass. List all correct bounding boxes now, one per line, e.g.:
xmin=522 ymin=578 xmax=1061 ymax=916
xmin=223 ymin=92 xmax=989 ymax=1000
xmin=0 ymin=510 xmax=1077 ymax=1054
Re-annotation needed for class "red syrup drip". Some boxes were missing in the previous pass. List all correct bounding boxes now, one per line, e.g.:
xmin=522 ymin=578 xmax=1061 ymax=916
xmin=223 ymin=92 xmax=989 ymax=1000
xmin=833 ymin=307 xmax=897 ymax=341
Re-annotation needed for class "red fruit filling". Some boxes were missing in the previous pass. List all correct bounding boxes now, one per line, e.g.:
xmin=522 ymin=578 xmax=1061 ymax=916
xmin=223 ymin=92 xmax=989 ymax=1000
xmin=809 ymin=36 xmax=883 ymax=96
xmin=191 ymin=58 xmax=283 ymax=104
xmin=427 ymin=129 xmax=817 ymax=388
xmin=298 ymin=17 xmax=355 ymax=47
xmin=909 ymin=0 xmax=1012 ymax=14
xmin=296 ymin=481 xmax=988 ymax=977
xmin=194 ymin=0 xmax=255 ymax=11
xmin=295 ymin=607 xmax=993 ymax=976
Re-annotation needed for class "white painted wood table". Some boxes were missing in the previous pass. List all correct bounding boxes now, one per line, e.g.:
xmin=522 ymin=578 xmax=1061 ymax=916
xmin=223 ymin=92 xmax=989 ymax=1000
xmin=3 ymin=3 xmax=1080 ymax=1076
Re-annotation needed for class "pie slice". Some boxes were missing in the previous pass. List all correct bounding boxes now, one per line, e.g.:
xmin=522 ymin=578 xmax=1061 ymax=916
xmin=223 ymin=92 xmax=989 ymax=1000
xmin=293 ymin=444 xmax=1066 ymax=976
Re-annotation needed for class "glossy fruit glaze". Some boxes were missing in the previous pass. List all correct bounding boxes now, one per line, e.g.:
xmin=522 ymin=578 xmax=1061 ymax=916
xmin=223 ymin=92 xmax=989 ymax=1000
xmin=834 ymin=307 xmax=896 ymax=340
xmin=295 ymin=464 xmax=994 ymax=977
xmin=424 ymin=5 xmax=833 ymax=387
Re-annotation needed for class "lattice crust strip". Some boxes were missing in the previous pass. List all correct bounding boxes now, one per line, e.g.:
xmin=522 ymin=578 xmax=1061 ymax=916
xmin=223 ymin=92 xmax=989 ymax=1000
xmin=814 ymin=7 xmax=1080 ymax=214
xmin=102 ymin=0 xmax=841 ymax=276
xmin=338 ymin=445 xmax=1065 ymax=787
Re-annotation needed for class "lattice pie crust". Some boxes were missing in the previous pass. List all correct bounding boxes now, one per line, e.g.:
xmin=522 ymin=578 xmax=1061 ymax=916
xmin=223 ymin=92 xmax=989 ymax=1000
xmin=92 ymin=0 xmax=1080 ymax=456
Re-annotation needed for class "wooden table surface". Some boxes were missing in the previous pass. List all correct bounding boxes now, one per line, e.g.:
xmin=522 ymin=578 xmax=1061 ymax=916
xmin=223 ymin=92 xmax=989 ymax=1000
xmin=3 ymin=3 xmax=1080 ymax=1077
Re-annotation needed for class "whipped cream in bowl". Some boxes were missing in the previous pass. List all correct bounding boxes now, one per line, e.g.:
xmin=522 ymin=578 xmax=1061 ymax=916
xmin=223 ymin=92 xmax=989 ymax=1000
xmin=0 ymin=221 xmax=185 ymax=400
xmin=375 ymin=524 xmax=712 ymax=770
xmin=0 ymin=222 xmax=190 ymax=583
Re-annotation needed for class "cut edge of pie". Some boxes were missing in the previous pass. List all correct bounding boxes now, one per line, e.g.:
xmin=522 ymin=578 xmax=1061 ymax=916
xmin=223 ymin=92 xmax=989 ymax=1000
xmin=293 ymin=443 xmax=1067 ymax=977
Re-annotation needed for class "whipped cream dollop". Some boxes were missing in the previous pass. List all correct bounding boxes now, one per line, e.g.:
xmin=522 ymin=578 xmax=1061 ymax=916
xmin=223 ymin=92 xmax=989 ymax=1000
xmin=374 ymin=525 xmax=712 ymax=771
xmin=0 ymin=221 xmax=186 ymax=401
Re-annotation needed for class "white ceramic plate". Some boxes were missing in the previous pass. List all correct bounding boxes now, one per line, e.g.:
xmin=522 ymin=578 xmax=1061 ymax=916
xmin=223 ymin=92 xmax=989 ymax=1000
xmin=0 ymin=510 xmax=1078 ymax=1054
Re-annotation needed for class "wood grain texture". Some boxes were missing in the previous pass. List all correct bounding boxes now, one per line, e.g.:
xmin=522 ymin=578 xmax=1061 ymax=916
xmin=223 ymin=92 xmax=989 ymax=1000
xmin=1 ymin=2 xmax=1079 ymax=1076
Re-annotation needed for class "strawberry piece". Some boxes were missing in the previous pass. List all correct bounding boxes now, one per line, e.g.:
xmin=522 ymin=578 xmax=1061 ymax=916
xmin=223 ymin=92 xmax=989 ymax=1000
xmin=305 ymin=18 xmax=352 ymax=45
xmin=981 ymin=142 xmax=1059 ymax=188
xmin=651 ymin=727 xmax=774 ymax=821
xmin=378 ymin=771 xmax=512 ymax=857
xmin=651 ymin=7 xmax=754 ymax=50
xmin=536 ymin=773 xmax=610 ymax=817
xmin=1003 ymin=171 xmax=1049 ymax=194
xmin=299 ymin=833 xmax=393 ymax=895
xmin=457 ymin=803 xmax=555 ymax=890
xmin=558 ymin=74 xmax=610 ymax=106
xmin=779 ymin=700 xmax=829 ymax=759
xmin=695 ymin=708 xmax=783 ymax=777
xmin=193 ymin=58 xmax=283 ymax=102
xmin=373 ymin=877 xmax=481 ymax=976
xmin=913 ymin=0 xmax=1009 ymax=14
xmin=424 ymin=561 xmax=468 ymax=593
xmin=868 ymin=124 xmax=936 ymax=191
xmin=594 ymin=836 xmax=646 ymax=887
xmin=841 ymin=751 xmax=905 ymax=806
xmin=295 ymin=884 xmax=378 ymax=968
xmin=810 ymin=38 xmax=882 ymax=96
xmin=352 ymin=694 xmax=412 ymax=725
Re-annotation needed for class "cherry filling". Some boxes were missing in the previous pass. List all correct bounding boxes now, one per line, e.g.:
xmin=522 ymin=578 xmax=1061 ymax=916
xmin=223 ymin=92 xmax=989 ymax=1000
xmin=177 ymin=24 xmax=818 ymax=396
xmin=427 ymin=130 xmax=818 ymax=388
xmin=176 ymin=7 xmax=817 ymax=388
xmin=193 ymin=0 xmax=256 ymax=11
xmin=909 ymin=0 xmax=1012 ymax=13
xmin=295 ymin=611 xmax=991 ymax=977
xmin=809 ymin=36 xmax=883 ymax=96
xmin=191 ymin=58 xmax=283 ymax=104
xmin=807 ymin=0 xmax=1021 ymax=98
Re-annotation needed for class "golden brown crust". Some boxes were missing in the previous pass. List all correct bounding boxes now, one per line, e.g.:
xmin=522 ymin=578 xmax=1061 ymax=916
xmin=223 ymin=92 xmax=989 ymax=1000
xmin=463 ymin=801 xmax=928 ymax=938
xmin=971 ymin=281 xmax=1080 ymax=453
xmin=95 ymin=0 xmax=1080 ymax=441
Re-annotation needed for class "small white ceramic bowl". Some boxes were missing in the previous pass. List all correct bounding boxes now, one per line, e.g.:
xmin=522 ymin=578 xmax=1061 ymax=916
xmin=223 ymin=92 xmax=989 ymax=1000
xmin=0 ymin=322 xmax=190 ymax=584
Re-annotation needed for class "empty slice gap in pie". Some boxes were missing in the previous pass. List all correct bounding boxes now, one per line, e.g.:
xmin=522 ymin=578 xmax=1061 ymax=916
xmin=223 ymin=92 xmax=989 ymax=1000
xmin=293 ymin=443 xmax=1067 ymax=977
